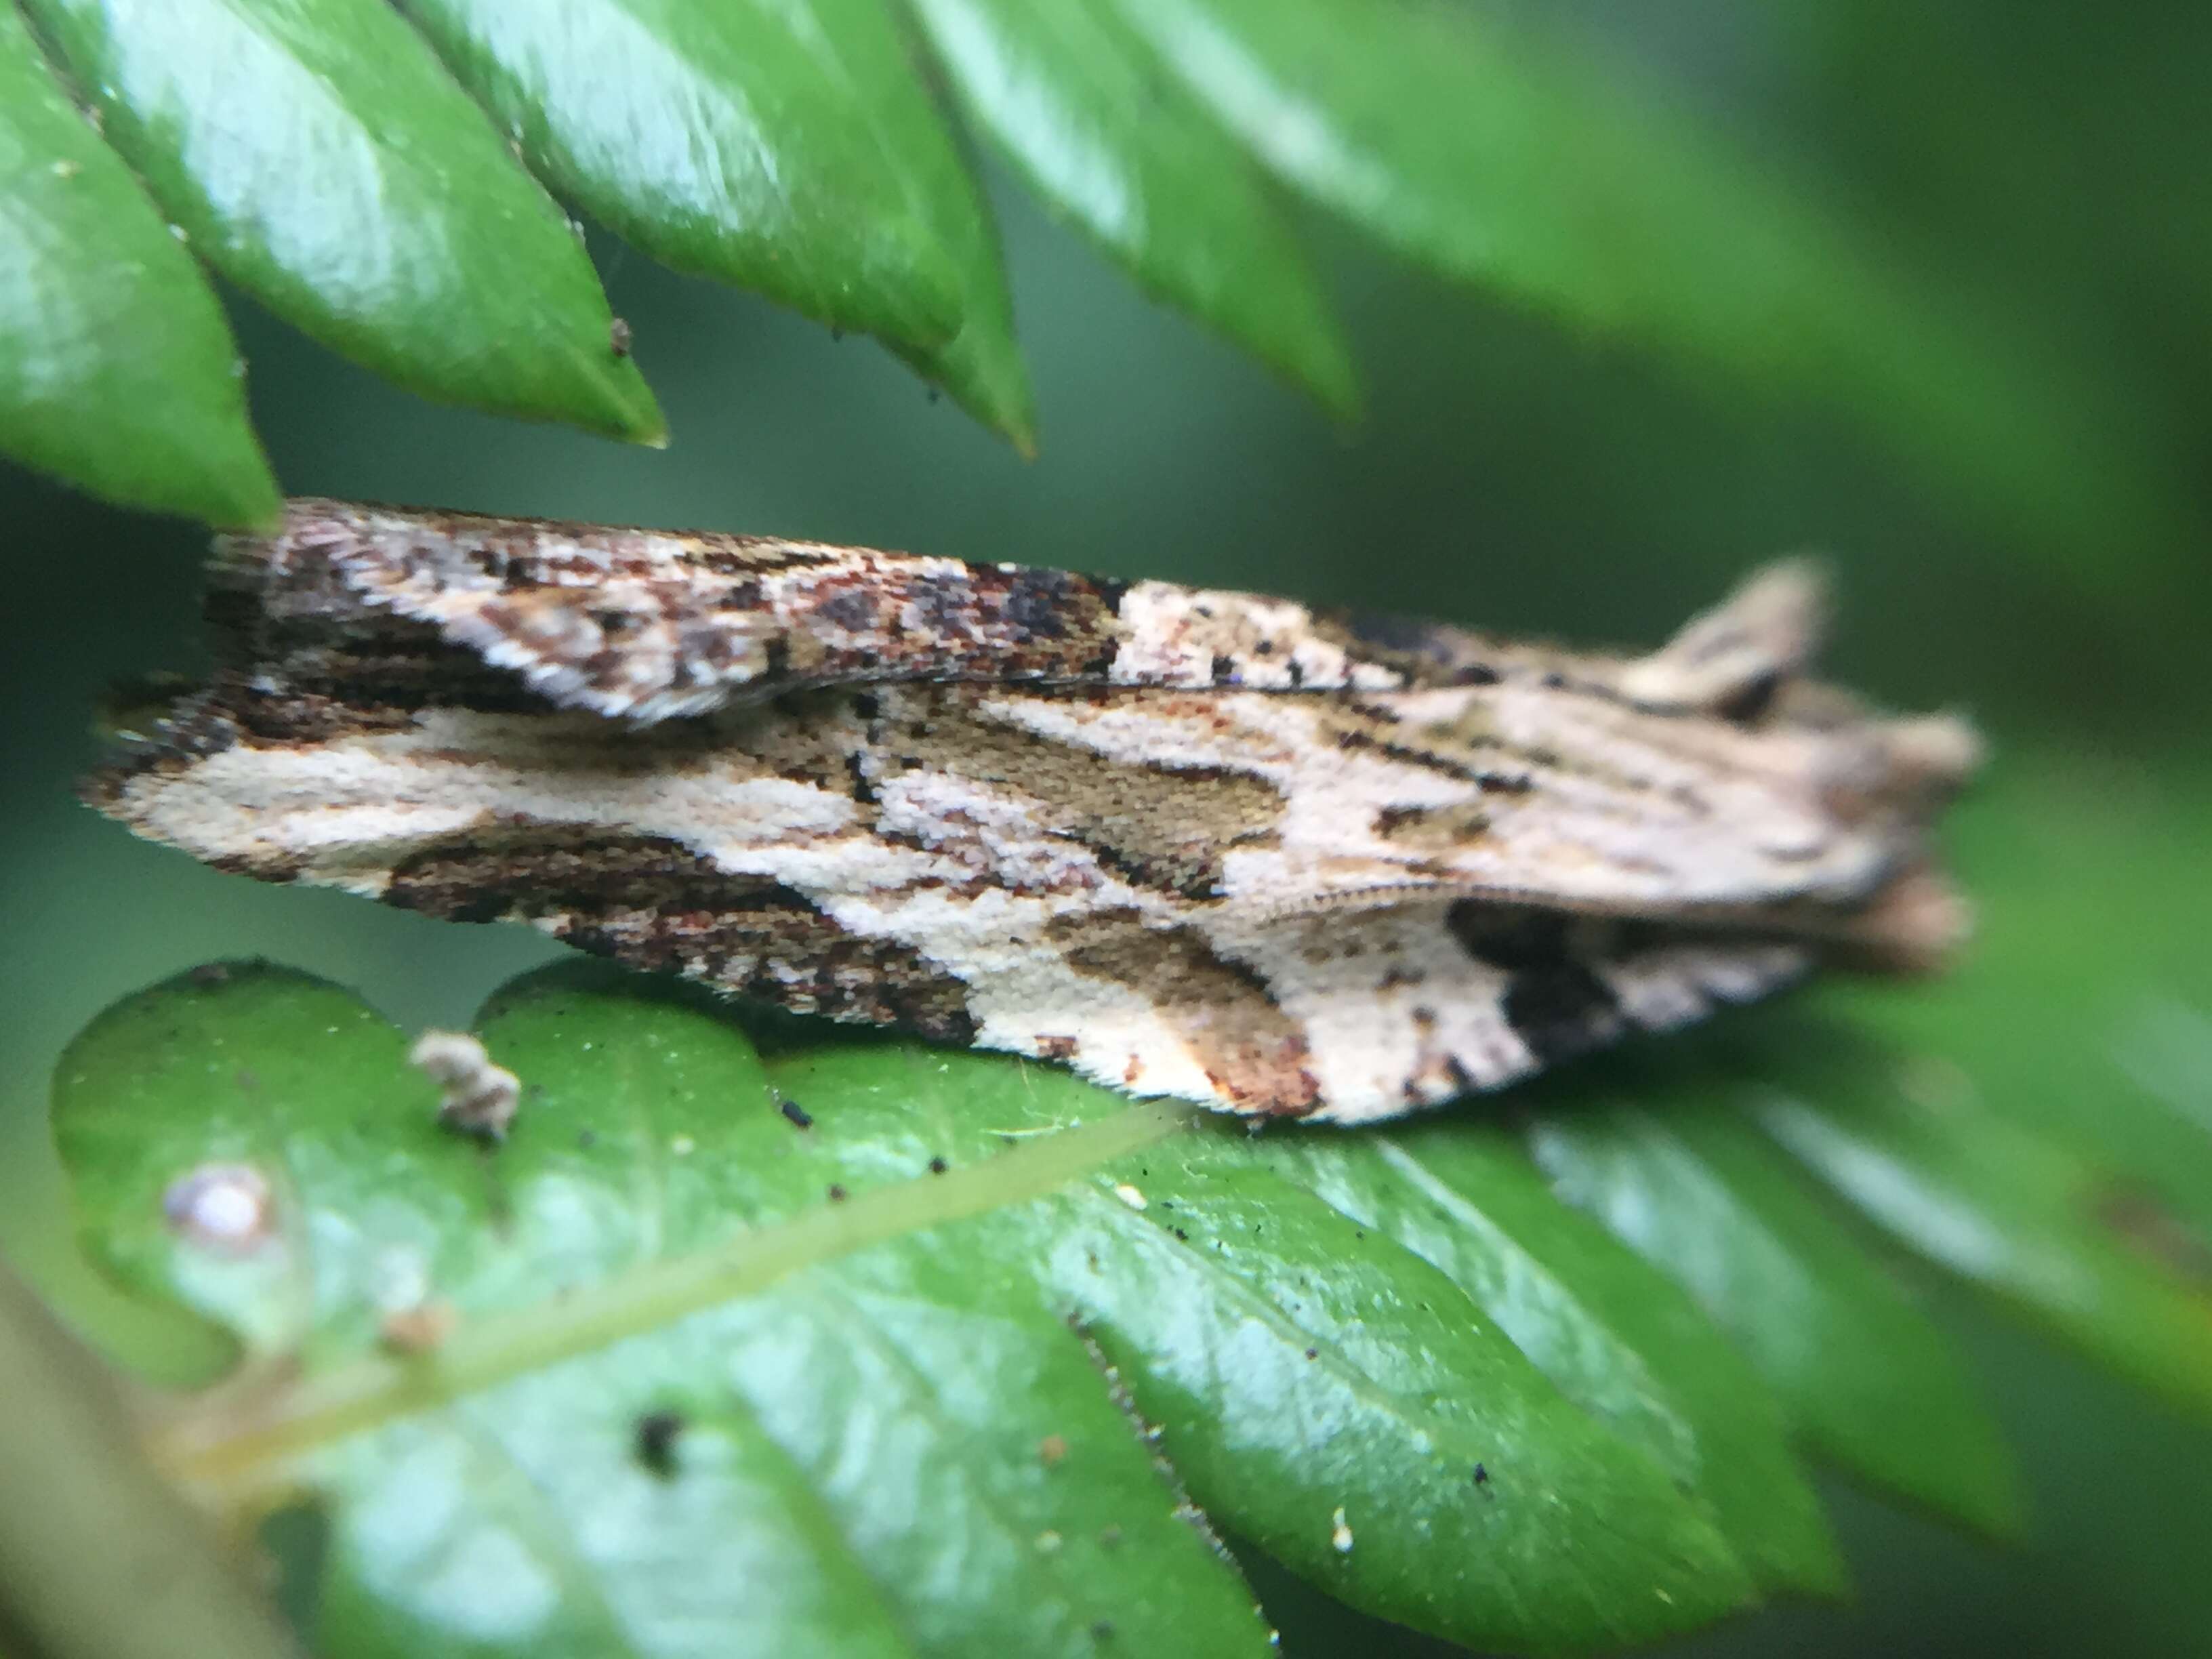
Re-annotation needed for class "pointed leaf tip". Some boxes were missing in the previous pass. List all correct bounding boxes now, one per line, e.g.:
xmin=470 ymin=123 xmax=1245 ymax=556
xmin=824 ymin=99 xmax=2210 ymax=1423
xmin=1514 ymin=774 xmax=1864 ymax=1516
xmin=0 ymin=9 xmax=276 ymax=524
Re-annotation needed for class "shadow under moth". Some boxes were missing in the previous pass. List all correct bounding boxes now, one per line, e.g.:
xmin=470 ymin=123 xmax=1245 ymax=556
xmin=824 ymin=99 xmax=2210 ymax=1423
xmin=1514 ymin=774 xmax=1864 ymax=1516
xmin=85 ymin=501 xmax=1979 ymax=1124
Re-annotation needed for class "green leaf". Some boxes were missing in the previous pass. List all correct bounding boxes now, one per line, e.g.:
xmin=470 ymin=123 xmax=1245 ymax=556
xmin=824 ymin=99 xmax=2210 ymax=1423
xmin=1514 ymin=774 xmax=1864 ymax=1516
xmin=872 ymin=1086 xmax=1761 ymax=1650
xmin=1101 ymin=0 xmax=2178 ymax=571
xmin=832 ymin=0 xmax=1038 ymax=451
xmin=1 ymin=1 xmax=2191 ymax=539
xmin=1750 ymin=1037 xmax=2212 ymax=1420
xmin=1523 ymin=1073 xmax=2026 ymax=1538
xmin=907 ymin=0 xmax=1357 ymax=417
xmin=1822 ymin=764 xmax=2212 ymax=1237
xmin=55 ymin=964 xmax=1266 ymax=1658
xmin=54 ymin=961 xmax=1771 ymax=1656
xmin=1721 ymin=765 xmax=2212 ymax=1420
xmin=395 ymin=0 xmax=968 ymax=361
xmin=1257 ymin=1122 xmax=1845 ymax=1597
xmin=22 ymin=0 xmax=663 ymax=444
xmin=0 ymin=8 xmax=276 ymax=524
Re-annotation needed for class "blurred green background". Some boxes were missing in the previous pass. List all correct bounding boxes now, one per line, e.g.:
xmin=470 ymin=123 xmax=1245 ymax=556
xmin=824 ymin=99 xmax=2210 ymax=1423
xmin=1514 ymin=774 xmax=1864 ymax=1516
xmin=5 ymin=2 xmax=2211 ymax=1652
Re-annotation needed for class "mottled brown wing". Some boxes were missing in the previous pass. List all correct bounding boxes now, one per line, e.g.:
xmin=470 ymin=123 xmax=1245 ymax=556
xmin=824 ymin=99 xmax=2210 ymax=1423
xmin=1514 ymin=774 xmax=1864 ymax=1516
xmin=232 ymin=499 xmax=1471 ymax=721
xmin=81 ymin=499 xmax=1981 ymax=1120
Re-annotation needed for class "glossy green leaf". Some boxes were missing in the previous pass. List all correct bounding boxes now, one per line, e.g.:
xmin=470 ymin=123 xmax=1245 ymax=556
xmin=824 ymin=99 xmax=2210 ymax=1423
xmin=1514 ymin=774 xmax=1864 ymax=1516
xmin=821 ymin=0 xmax=1038 ymax=451
xmin=22 ymin=0 xmax=663 ymax=444
xmin=1820 ymin=763 xmax=2212 ymax=1239
xmin=1727 ymin=768 xmax=2212 ymax=1422
xmin=907 ymin=0 xmax=1357 ymax=417
xmin=397 ymin=0 xmax=968 ymax=361
xmin=48 ymin=963 xmax=1767 ymax=1656
xmin=1523 ymin=1073 xmax=2026 ymax=1538
xmin=1258 ymin=1122 xmax=1845 ymax=1596
xmin=0 ymin=9 xmax=275 ymax=524
xmin=3 ymin=0 xmax=2192 ymax=529
xmin=54 ymin=964 xmax=1266 ymax=1659
xmin=767 ymin=1048 xmax=1761 ymax=1654
xmin=1103 ymin=0 xmax=2176 ymax=571
xmin=1742 ymin=1020 xmax=2212 ymax=1419
xmin=57 ymin=962 xmax=1766 ymax=1657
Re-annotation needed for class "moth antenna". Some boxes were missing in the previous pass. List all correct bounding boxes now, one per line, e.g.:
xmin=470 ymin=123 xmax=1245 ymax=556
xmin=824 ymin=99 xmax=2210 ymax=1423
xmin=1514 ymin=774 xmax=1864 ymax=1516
xmin=1618 ymin=556 xmax=1830 ymax=719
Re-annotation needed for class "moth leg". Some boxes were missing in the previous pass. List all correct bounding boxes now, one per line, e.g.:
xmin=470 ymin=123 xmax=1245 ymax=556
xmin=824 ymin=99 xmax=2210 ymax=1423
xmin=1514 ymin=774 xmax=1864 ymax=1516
xmin=1618 ymin=558 xmax=1828 ymax=720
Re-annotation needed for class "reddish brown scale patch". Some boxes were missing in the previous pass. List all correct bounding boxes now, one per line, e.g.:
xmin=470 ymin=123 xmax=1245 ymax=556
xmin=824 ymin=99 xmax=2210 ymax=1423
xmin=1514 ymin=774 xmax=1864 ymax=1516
xmin=1050 ymin=913 xmax=1322 ymax=1114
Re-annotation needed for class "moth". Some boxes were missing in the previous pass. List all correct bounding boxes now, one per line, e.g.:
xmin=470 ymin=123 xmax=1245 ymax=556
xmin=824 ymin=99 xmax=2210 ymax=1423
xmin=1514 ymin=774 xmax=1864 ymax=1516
xmin=85 ymin=501 xmax=1979 ymax=1124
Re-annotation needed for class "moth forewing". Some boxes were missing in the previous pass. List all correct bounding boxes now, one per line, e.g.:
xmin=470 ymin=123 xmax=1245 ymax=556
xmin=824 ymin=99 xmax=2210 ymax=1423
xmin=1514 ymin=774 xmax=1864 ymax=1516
xmin=85 ymin=501 xmax=1979 ymax=1123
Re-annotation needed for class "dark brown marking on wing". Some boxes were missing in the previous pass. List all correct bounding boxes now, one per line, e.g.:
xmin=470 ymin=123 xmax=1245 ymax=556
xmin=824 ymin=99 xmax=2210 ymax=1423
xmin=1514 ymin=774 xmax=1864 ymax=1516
xmin=893 ymin=705 xmax=1287 ymax=899
xmin=384 ymin=828 xmax=976 ymax=1041
xmin=1317 ymin=609 xmax=1505 ymax=687
xmin=1373 ymin=802 xmax=1493 ymax=846
xmin=205 ymin=558 xmax=558 ymax=717
xmin=1446 ymin=901 xmax=1627 ymax=1066
xmin=1328 ymin=720 xmax=1536 ymax=794
xmin=1049 ymin=912 xmax=1321 ymax=1115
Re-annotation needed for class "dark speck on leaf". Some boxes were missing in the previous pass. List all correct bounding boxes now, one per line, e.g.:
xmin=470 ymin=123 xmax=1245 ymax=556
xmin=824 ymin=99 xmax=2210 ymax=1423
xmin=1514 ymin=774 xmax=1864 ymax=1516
xmin=1090 ymin=1620 xmax=1115 ymax=1643
xmin=1473 ymin=1462 xmax=1490 ymax=1488
xmin=1304 ymin=1347 xmax=1318 ymax=1360
xmin=634 ymin=1409 xmax=684 ymax=1477
xmin=779 ymin=1098 xmax=814 ymax=1130
xmin=828 ymin=1183 xmax=848 ymax=1202
xmin=928 ymin=1155 xmax=948 ymax=1174
xmin=577 ymin=1129 xmax=597 ymax=1149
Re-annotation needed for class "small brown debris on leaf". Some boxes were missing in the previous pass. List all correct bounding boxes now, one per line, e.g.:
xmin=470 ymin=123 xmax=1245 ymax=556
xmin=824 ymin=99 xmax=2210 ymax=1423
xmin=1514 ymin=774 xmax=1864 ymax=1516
xmin=379 ymin=1300 xmax=458 ymax=1354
